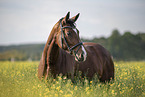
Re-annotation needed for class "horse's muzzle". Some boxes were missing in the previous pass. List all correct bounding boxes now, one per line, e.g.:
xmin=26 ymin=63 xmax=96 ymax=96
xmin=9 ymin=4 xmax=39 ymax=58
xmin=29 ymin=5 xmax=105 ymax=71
xmin=75 ymin=51 xmax=87 ymax=62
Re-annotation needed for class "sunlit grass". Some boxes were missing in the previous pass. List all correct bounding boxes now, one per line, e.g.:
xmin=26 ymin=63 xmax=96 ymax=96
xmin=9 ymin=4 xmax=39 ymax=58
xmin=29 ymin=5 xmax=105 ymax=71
xmin=0 ymin=61 xmax=145 ymax=97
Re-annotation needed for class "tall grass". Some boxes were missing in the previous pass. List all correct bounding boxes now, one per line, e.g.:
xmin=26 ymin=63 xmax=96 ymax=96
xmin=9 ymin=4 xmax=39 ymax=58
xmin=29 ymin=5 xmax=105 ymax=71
xmin=0 ymin=61 xmax=145 ymax=97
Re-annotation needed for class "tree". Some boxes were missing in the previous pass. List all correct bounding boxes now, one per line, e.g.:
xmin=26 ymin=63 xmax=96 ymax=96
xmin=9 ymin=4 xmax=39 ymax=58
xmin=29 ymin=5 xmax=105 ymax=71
xmin=108 ymin=29 xmax=121 ymax=60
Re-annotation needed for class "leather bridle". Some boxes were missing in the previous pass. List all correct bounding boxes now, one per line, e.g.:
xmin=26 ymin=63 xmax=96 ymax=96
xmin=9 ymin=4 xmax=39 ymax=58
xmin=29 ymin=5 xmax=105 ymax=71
xmin=59 ymin=18 xmax=83 ymax=58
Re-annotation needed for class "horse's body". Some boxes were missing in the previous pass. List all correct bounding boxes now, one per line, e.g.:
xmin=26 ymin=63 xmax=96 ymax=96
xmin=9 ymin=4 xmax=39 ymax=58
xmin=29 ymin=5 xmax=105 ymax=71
xmin=38 ymin=12 xmax=114 ymax=82
xmin=76 ymin=42 xmax=114 ymax=81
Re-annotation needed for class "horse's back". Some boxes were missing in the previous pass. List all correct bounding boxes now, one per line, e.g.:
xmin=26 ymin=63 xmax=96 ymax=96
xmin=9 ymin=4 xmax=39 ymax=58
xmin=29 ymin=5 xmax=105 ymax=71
xmin=82 ymin=42 xmax=114 ymax=82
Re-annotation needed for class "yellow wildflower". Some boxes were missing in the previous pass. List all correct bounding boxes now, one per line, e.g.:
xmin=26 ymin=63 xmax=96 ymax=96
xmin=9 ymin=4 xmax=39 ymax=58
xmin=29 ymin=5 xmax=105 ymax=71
xmin=74 ymin=86 xmax=77 ymax=90
xmin=59 ymin=90 xmax=63 ymax=93
xmin=111 ymin=90 xmax=115 ymax=94
xmin=56 ymin=86 xmax=60 ymax=90
xmin=55 ymin=94 xmax=58 ymax=97
xmin=90 ymin=81 xmax=92 ymax=84
xmin=85 ymin=87 xmax=89 ymax=91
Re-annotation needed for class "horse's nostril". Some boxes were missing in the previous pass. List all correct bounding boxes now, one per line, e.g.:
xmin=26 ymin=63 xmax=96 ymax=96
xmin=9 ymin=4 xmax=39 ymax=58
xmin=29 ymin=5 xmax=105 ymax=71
xmin=81 ymin=56 xmax=84 ymax=61
xmin=81 ymin=52 xmax=84 ymax=57
xmin=78 ymin=53 xmax=84 ymax=61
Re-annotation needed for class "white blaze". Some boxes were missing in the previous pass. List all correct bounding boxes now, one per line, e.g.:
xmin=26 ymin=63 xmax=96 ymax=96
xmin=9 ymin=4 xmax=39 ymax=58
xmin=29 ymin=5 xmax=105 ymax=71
xmin=73 ymin=28 xmax=87 ymax=61
xmin=82 ymin=45 xmax=87 ymax=61
xmin=73 ymin=28 xmax=78 ymax=34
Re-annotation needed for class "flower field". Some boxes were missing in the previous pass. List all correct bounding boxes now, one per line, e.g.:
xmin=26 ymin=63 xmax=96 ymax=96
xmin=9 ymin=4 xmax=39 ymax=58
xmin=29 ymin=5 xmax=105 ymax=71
xmin=0 ymin=61 xmax=145 ymax=97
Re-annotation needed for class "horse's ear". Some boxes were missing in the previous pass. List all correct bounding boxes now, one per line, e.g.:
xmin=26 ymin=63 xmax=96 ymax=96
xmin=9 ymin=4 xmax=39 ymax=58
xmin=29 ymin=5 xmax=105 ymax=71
xmin=64 ymin=12 xmax=70 ymax=23
xmin=70 ymin=13 xmax=80 ymax=23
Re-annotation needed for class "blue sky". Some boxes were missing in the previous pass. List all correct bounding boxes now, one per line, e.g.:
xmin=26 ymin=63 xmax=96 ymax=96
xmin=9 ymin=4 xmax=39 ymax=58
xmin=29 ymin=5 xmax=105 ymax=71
xmin=0 ymin=0 xmax=145 ymax=45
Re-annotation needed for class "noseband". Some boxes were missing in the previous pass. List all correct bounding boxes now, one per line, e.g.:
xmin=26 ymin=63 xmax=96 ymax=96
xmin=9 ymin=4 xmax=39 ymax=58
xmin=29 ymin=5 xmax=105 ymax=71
xmin=59 ymin=18 xmax=83 ymax=57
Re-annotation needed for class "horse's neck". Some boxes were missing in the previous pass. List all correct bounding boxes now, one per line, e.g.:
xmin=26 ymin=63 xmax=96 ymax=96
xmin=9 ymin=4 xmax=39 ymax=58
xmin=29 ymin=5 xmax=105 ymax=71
xmin=45 ymin=22 xmax=59 ymax=47
xmin=46 ymin=37 xmax=59 ymax=65
xmin=46 ymin=35 xmax=76 ymax=75
xmin=42 ymin=22 xmax=59 ymax=65
xmin=48 ymin=40 xmax=76 ymax=75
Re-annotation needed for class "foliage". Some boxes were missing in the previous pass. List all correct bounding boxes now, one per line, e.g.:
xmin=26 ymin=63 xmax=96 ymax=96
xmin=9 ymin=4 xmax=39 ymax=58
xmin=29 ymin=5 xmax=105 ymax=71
xmin=0 ymin=61 xmax=145 ymax=97
xmin=0 ymin=44 xmax=44 ymax=61
xmin=0 ymin=30 xmax=145 ymax=61
xmin=82 ymin=30 xmax=145 ymax=61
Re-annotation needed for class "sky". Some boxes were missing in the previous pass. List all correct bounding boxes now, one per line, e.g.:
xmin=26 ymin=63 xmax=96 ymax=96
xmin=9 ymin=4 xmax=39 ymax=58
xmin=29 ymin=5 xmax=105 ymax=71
xmin=0 ymin=0 xmax=145 ymax=45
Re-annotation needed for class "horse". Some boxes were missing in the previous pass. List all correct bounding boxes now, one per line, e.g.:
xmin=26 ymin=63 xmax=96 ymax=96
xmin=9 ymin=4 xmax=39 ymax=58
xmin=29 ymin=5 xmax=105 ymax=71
xmin=38 ymin=12 xmax=114 ymax=82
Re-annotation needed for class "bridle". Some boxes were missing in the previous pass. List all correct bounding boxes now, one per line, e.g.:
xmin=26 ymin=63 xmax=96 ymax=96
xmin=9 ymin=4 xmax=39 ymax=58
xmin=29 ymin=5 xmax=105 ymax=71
xmin=59 ymin=18 xmax=83 ymax=58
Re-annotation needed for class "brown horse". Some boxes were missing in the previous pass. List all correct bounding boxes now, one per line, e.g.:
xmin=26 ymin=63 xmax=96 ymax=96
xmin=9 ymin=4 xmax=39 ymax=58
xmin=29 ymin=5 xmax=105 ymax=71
xmin=38 ymin=12 xmax=114 ymax=82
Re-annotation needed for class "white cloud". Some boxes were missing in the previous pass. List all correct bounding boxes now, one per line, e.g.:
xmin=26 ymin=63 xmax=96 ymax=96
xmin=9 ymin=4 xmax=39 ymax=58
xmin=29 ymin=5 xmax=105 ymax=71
xmin=0 ymin=0 xmax=145 ymax=45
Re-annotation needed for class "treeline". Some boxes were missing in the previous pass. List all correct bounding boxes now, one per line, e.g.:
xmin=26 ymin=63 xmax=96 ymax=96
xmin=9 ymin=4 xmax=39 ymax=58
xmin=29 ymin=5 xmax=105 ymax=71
xmin=0 ymin=29 xmax=145 ymax=61
xmin=82 ymin=29 xmax=145 ymax=61
xmin=0 ymin=44 xmax=44 ymax=61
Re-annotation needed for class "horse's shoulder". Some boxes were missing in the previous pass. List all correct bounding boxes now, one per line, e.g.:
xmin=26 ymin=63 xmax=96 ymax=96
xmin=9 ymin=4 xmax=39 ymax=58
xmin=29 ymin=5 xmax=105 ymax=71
xmin=83 ymin=42 xmax=110 ymax=56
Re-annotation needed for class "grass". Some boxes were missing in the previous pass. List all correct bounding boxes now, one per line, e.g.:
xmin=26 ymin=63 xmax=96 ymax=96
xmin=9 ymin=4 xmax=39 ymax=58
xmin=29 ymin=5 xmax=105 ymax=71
xmin=0 ymin=61 xmax=145 ymax=97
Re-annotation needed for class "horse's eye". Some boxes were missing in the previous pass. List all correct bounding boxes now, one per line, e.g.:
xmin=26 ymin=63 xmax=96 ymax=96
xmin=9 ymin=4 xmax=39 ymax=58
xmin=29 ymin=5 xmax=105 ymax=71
xmin=67 ymin=31 xmax=71 ymax=36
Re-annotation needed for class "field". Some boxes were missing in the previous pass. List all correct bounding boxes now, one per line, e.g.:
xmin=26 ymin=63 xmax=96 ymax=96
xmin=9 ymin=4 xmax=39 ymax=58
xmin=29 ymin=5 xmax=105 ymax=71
xmin=0 ymin=61 xmax=145 ymax=97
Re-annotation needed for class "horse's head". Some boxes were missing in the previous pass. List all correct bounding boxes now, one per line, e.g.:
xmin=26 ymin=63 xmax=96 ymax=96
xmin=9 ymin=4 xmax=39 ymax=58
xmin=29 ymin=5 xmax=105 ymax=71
xmin=55 ymin=12 xmax=87 ymax=62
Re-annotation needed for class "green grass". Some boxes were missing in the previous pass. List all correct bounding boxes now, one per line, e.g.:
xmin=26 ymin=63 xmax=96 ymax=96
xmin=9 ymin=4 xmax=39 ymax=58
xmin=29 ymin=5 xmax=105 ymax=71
xmin=0 ymin=61 xmax=145 ymax=97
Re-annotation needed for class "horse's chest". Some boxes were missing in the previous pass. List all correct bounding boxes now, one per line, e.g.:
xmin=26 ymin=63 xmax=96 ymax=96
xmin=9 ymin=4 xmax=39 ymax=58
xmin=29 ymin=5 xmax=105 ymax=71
xmin=54 ymin=54 xmax=75 ymax=74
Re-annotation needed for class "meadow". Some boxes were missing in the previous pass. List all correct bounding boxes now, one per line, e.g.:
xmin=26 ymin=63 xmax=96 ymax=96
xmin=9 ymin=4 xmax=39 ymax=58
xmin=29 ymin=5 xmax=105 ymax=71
xmin=0 ymin=61 xmax=145 ymax=97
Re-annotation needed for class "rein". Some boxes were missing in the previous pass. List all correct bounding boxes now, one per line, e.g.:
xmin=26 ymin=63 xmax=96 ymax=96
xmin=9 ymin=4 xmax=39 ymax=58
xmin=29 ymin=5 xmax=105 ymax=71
xmin=59 ymin=18 xmax=83 ymax=57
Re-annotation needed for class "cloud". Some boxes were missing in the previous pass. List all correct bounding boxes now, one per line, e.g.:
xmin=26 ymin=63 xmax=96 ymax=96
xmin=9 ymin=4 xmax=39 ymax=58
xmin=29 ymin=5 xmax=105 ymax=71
xmin=0 ymin=0 xmax=145 ymax=45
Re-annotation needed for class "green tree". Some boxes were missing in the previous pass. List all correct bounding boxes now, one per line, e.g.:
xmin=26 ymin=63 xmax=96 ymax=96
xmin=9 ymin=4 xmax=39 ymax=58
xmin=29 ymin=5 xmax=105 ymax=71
xmin=121 ymin=32 xmax=145 ymax=60
xmin=108 ymin=29 xmax=121 ymax=60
